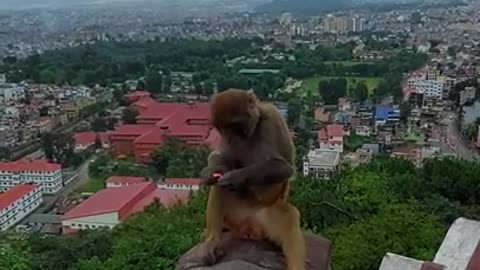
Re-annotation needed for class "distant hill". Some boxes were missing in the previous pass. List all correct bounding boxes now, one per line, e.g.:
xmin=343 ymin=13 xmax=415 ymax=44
xmin=256 ymin=0 xmax=354 ymax=14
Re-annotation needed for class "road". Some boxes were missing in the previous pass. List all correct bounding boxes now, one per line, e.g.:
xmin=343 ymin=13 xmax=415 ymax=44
xmin=443 ymin=111 xmax=479 ymax=161
xmin=36 ymin=155 xmax=96 ymax=213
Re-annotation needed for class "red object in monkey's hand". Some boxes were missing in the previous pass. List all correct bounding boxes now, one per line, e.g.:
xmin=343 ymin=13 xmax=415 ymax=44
xmin=211 ymin=173 xmax=223 ymax=182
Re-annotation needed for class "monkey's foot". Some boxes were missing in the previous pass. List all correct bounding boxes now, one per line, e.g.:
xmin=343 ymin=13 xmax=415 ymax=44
xmin=198 ymin=237 xmax=226 ymax=266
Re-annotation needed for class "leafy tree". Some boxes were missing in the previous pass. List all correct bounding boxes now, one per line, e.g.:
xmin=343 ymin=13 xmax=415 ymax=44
xmin=145 ymin=70 xmax=163 ymax=94
xmin=0 ymin=147 xmax=13 ymax=161
xmin=327 ymin=204 xmax=443 ymax=270
xmin=91 ymin=118 xmax=107 ymax=132
xmin=122 ymin=108 xmax=139 ymax=124
xmin=203 ymin=80 xmax=215 ymax=96
xmin=400 ymin=102 xmax=412 ymax=123
xmin=41 ymin=132 xmax=75 ymax=166
xmin=287 ymin=98 xmax=302 ymax=127
xmin=149 ymin=137 xmax=183 ymax=176
xmin=354 ymin=82 xmax=369 ymax=103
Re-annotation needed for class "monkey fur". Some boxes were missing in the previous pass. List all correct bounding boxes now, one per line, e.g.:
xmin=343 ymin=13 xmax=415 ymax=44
xmin=199 ymin=89 xmax=306 ymax=270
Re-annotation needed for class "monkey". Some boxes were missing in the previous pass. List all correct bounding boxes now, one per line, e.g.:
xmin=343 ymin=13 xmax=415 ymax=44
xmin=199 ymin=88 xmax=306 ymax=270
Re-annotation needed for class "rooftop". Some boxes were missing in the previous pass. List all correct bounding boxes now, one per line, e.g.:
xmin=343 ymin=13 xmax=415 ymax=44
xmin=0 ymin=184 xmax=38 ymax=210
xmin=0 ymin=160 xmax=61 ymax=172
xmin=306 ymin=149 xmax=341 ymax=167
xmin=74 ymin=132 xmax=97 ymax=145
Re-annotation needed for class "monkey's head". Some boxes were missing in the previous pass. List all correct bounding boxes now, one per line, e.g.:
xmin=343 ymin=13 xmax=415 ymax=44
xmin=210 ymin=89 xmax=260 ymax=138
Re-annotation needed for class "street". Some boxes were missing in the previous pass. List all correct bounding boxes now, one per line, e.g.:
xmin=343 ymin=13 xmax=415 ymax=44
xmin=444 ymin=112 xmax=479 ymax=161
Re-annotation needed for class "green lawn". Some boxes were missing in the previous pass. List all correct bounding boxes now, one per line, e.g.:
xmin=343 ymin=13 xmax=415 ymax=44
xmin=302 ymin=76 xmax=383 ymax=95
xmin=76 ymin=177 xmax=105 ymax=193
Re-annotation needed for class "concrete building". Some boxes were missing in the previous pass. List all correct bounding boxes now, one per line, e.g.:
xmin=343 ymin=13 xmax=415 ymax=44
xmin=0 ymin=184 xmax=43 ymax=231
xmin=375 ymin=106 xmax=400 ymax=128
xmin=303 ymin=149 xmax=340 ymax=179
xmin=157 ymin=178 xmax=200 ymax=191
xmin=379 ymin=253 xmax=444 ymax=270
xmin=0 ymin=83 xmax=25 ymax=102
xmin=0 ymin=126 xmax=17 ymax=148
xmin=412 ymin=80 xmax=444 ymax=99
xmin=62 ymin=182 xmax=190 ymax=234
xmin=105 ymin=176 xmax=147 ymax=188
xmin=0 ymin=160 xmax=63 ymax=194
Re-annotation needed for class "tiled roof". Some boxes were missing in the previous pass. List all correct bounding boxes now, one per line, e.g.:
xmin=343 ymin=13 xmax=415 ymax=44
xmin=62 ymin=182 xmax=155 ymax=220
xmin=327 ymin=124 xmax=344 ymax=137
xmin=0 ymin=184 xmax=38 ymax=210
xmin=74 ymin=132 xmax=97 ymax=145
xmin=0 ymin=160 xmax=61 ymax=172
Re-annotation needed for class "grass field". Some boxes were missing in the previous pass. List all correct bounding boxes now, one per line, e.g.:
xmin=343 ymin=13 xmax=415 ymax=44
xmin=76 ymin=177 xmax=104 ymax=193
xmin=302 ymin=76 xmax=383 ymax=95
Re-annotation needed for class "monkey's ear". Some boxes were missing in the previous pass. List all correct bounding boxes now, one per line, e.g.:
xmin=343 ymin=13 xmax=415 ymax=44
xmin=246 ymin=89 xmax=257 ymax=103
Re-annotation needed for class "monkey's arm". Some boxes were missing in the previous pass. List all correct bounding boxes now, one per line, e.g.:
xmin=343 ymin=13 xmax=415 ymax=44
xmin=200 ymin=151 xmax=234 ymax=185
xmin=218 ymin=155 xmax=293 ymax=187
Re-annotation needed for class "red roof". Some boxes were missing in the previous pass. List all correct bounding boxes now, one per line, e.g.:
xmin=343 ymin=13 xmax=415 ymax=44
xmin=0 ymin=160 xmax=61 ymax=172
xmin=165 ymin=178 xmax=201 ymax=186
xmin=133 ymin=128 xmax=165 ymax=144
xmin=106 ymin=176 xmax=147 ymax=184
xmin=62 ymin=182 xmax=190 ymax=221
xmin=0 ymin=184 xmax=38 ymax=210
xmin=74 ymin=132 xmax=97 ymax=145
xmin=62 ymin=182 xmax=155 ymax=220
xmin=112 ymin=125 xmax=155 ymax=136
xmin=327 ymin=124 xmax=345 ymax=137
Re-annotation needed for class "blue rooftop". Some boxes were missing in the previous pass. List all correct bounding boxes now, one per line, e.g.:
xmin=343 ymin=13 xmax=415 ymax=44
xmin=375 ymin=106 xmax=394 ymax=120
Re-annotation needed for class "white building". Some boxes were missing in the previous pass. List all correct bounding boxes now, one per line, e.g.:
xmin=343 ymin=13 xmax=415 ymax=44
xmin=0 ymin=184 xmax=43 ymax=231
xmin=0 ymin=83 xmax=25 ymax=102
xmin=158 ymin=178 xmax=200 ymax=191
xmin=303 ymin=149 xmax=340 ymax=179
xmin=105 ymin=176 xmax=147 ymax=188
xmin=0 ymin=160 xmax=63 ymax=194
xmin=412 ymin=80 xmax=444 ymax=99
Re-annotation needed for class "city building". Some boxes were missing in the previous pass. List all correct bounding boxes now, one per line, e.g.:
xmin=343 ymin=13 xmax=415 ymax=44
xmin=105 ymin=176 xmax=147 ymax=188
xmin=0 ymin=160 xmax=63 ymax=194
xmin=318 ymin=124 xmax=345 ymax=153
xmin=302 ymin=149 xmax=340 ymax=179
xmin=379 ymin=253 xmax=444 ymax=270
xmin=110 ymin=101 xmax=219 ymax=163
xmin=157 ymin=178 xmax=200 ymax=191
xmin=460 ymin=86 xmax=477 ymax=105
xmin=375 ymin=106 xmax=400 ymax=128
xmin=73 ymin=132 xmax=99 ymax=152
xmin=412 ymin=80 xmax=444 ymax=99
xmin=0 ymin=83 xmax=25 ymax=102
xmin=61 ymin=182 xmax=190 ymax=234
xmin=0 ymin=184 xmax=43 ymax=231
xmin=125 ymin=91 xmax=151 ymax=103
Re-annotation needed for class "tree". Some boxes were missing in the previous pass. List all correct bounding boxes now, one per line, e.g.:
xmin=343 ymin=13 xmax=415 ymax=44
xmin=287 ymin=98 xmax=302 ymax=127
xmin=354 ymin=82 xmax=369 ymax=103
xmin=91 ymin=118 xmax=107 ymax=132
xmin=192 ymin=74 xmax=203 ymax=95
xmin=203 ymin=80 xmax=215 ymax=96
xmin=122 ymin=108 xmax=139 ymax=124
xmin=41 ymin=132 xmax=75 ymax=166
xmin=149 ymin=137 xmax=183 ymax=176
xmin=400 ymin=102 xmax=412 ymax=123
xmin=0 ymin=147 xmax=13 ymax=161
xmin=145 ymin=71 xmax=163 ymax=94
xmin=327 ymin=204 xmax=443 ymax=270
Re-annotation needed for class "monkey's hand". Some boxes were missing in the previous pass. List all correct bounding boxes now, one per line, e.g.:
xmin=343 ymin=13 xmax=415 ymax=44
xmin=200 ymin=166 xmax=226 ymax=186
xmin=217 ymin=169 xmax=246 ymax=189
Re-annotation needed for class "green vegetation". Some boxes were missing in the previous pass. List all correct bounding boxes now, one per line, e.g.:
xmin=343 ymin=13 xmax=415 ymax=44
xmin=302 ymin=76 xmax=382 ymax=95
xmin=5 ymin=157 xmax=480 ymax=270
xmin=76 ymin=176 xmax=105 ymax=193
xmin=344 ymin=134 xmax=368 ymax=152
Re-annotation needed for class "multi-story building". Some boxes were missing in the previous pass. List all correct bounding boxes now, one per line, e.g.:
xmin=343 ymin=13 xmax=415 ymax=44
xmin=0 ymin=126 xmax=17 ymax=148
xmin=302 ymin=149 xmax=340 ymax=180
xmin=0 ymin=160 xmax=63 ymax=194
xmin=412 ymin=80 xmax=444 ymax=99
xmin=0 ymin=83 xmax=25 ymax=102
xmin=0 ymin=184 xmax=43 ymax=231
xmin=375 ymin=106 xmax=400 ymax=128
xmin=318 ymin=124 xmax=345 ymax=153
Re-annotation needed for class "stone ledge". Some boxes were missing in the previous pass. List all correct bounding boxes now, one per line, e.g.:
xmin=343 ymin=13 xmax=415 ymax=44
xmin=176 ymin=232 xmax=331 ymax=270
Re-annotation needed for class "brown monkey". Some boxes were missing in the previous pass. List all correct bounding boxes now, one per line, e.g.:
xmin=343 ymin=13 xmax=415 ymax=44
xmin=199 ymin=88 xmax=306 ymax=270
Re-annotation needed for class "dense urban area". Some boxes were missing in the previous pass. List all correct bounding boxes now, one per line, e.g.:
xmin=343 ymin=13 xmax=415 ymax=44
xmin=1 ymin=0 xmax=480 ymax=269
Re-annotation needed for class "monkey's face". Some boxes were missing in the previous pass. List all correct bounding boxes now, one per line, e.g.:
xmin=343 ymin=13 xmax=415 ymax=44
xmin=210 ymin=89 xmax=260 ymax=139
